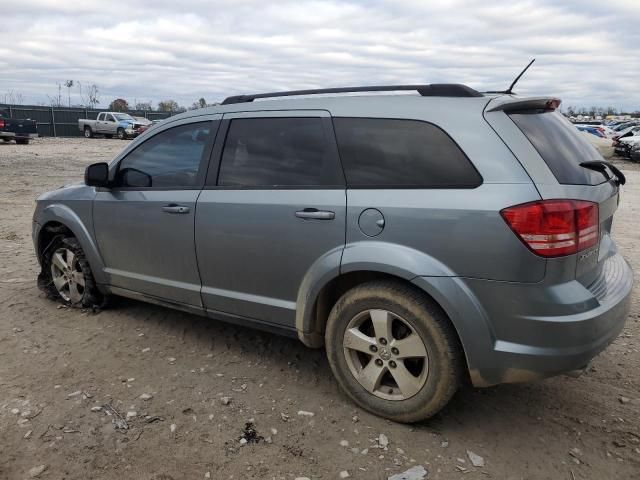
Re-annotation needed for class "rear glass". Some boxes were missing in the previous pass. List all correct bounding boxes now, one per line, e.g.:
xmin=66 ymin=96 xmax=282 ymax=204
xmin=509 ymin=111 xmax=604 ymax=185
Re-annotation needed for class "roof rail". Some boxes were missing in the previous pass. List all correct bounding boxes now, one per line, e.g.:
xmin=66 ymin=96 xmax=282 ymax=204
xmin=221 ymin=84 xmax=483 ymax=105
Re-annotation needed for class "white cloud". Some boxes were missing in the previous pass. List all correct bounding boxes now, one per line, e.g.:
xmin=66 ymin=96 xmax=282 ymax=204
xmin=2 ymin=0 xmax=639 ymax=110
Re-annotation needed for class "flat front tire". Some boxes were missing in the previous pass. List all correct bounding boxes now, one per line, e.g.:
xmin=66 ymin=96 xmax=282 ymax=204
xmin=325 ymin=280 xmax=463 ymax=423
xmin=38 ymin=236 xmax=105 ymax=308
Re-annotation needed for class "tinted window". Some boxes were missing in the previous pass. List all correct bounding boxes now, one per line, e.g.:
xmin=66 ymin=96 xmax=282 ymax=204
xmin=116 ymin=122 xmax=211 ymax=188
xmin=509 ymin=111 xmax=604 ymax=185
xmin=217 ymin=117 xmax=342 ymax=187
xmin=333 ymin=118 xmax=481 ymax=188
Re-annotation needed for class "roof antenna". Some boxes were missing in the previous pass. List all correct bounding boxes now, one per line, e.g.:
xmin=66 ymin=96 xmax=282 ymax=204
xmin=506 ymin=58 xmax=535 ymax=94
xmin=487 ymin=58 xmax=535 ymax=94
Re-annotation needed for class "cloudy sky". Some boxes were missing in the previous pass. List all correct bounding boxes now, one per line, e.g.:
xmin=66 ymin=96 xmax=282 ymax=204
xmin=1 ymin=0 xmax=639 ymax=111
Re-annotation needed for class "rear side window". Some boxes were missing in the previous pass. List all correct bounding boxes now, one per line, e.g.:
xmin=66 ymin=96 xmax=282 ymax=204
xmin=508 ymin=111 xmax=604 ymax=186
xmin=333 ymin=118 xmax=482 ymax=188
xmin=217 ymin=117 xmax=343 ymax=187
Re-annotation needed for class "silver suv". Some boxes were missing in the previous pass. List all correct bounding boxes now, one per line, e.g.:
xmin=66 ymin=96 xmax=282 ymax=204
xmin=32 ymin=85 xmax=633 ymax=422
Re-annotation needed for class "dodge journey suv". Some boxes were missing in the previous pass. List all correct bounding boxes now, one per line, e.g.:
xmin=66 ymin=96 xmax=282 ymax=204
xmin=32 ymin=84 xmax=633 ymax=422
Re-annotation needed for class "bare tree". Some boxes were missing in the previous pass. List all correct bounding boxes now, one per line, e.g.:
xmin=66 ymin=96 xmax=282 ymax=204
xmin=78 ymin=83 xmax=100 ymax=109
xmin=190 ymin=97 xmax=208 ymax=109
xmin=64 ymin=80 xmax=74 ymax=107
xmin=157 ymin=99 xmax=180 ymax=112
xmin=134 ymin=101 xmax=153 ymax=111
xmin=4 ymin=90 xmax=24 ymax=104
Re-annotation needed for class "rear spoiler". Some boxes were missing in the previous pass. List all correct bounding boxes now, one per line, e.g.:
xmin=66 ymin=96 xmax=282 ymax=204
xmin=486 ymin=96 xmax=561 ymax=113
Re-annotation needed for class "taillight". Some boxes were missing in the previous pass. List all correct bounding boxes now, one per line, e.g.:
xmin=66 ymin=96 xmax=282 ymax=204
xmin=501 ymin=200 xmax=598 ymax=257
xmin=0 ymin=119 xmax=5 ymax=129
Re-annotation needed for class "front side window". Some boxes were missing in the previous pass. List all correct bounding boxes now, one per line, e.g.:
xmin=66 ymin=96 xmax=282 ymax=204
xmin=116 ymin=122 xmax=211 ymax=188
xmin=333 ymin=118 xmax=482 ymax=188
xmin=114 ymin=114 xmax=135 ymax=121
xmin=217 ymin=117 xmax=343 ymax=187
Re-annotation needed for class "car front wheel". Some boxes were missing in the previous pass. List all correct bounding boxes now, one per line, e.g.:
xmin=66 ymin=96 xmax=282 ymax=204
xmin=39 ymin=236 xmax=105 ymax=308
xmin=117 ymin=128 xmax=126 ymax=140
xmin=325 ymin=280 xmax=463 ymax=423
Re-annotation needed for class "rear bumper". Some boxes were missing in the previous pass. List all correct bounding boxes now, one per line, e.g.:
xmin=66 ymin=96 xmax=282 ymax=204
xmin=460 ymin=252 xmax=633 ymax=387
xmin=0 ymin=131 xmax=38 ymax=139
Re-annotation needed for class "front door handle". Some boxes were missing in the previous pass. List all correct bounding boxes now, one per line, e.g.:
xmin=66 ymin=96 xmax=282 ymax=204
xmin=162 ymin=204 xmax=190 ymax=214
xmin=295 ymin=208 xmax=335 ymax=220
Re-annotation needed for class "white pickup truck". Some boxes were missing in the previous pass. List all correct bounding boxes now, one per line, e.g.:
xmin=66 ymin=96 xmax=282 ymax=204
xmin=78 ymin=112 xmax=145 ymax=139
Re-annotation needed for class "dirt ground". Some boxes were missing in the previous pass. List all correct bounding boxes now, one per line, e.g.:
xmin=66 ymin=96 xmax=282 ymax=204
xmin=0 ymin=137 xmax=639 ymax=480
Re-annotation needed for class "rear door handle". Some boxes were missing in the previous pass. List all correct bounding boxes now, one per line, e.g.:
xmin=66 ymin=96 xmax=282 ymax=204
xmin=295 ymin=208 xmax=335 ymax=220
xmin=162 ymin=204 xmax=190 ymax=214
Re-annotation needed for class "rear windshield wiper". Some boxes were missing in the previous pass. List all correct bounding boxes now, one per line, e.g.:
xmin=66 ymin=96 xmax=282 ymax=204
xmin=579 ymin=160 xmax=626 ymax=186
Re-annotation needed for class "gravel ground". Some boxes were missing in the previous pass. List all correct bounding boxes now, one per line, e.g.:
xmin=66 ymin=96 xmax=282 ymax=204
xmin=0 ymin=137 xmax=639 ymax=480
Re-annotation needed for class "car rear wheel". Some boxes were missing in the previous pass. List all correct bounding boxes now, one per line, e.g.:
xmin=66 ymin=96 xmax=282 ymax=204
xmin=325 ymin=280 xmax=463 ymax=423
xmin=84 ymin=127 xmax=93 ymax=138
xmin=38 ymin=236 xmax=105 ymax=308
xmin=117 ymin=128 xmax=126 ymax=140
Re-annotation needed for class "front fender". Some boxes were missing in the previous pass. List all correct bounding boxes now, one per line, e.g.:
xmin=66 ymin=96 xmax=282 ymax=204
xmin=37 ymin=203 xmax=106 ymax=284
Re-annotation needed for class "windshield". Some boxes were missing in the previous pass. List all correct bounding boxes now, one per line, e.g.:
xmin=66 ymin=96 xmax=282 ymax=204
xmin=114 ymin=114 xmax=135 ymax=121
xmin=509 ymin=111 xmax=605 ymax=186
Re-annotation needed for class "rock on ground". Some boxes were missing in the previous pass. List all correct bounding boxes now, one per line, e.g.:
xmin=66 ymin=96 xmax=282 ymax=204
xmin=387 ymin=465 xmax=428 ymax=480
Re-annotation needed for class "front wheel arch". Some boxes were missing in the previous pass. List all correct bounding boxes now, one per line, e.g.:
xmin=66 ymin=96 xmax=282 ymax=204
xmin=37 ymin=229 xmax=107 ymax=308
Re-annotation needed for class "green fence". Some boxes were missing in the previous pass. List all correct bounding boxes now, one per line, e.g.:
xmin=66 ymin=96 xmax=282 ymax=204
xmin=0 ymin=104 xmax=174 ymax=137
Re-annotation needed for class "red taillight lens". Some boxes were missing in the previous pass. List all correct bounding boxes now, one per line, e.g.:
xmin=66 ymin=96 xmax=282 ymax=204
xmin=0 ymin=119 xmax=5 ymax=129
xmin=501 ymin=200 xmax=598 ymax=257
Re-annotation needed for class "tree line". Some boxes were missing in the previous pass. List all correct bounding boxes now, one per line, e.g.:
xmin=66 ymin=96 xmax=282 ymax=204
xmin=3 ymin=82 xmax=215 ymax=114
xmin=563 ymin=105 xmax=640 ymax=117
xmin=107 ymin=97 xmax=213 ymax=113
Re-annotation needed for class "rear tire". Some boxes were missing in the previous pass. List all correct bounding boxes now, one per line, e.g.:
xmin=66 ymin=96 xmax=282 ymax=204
xmin=117 ymin=128 xmax=126 ymax=140
xmin=84 ymin=126 xmax=93 ymax=138
xmin=325 ymin=280 xmax=463 ymax=423
xmin=38 ymin=236 xmax=107 ymax=309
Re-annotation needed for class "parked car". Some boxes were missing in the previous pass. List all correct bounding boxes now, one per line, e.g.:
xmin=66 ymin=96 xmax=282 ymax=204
xmin=618 ymin=133 xmax=640 ymax=158
xmin=0 ymin=109 xmax=38 ymax=144
xmin=33 ymin=85 xmax=633 ymax=423
xmin=577 ymin=123 xmax=619 ymax=139
xmin=630 ymin=142 xmax=640 ymax=161
xmin=78 ymin=112 xmax=144 ymax=139
xmin=137 ymin=119 xmax=163 ymax=135
xmin=613 ymin=126 xmax=640 ymax=156
xmin=575 ymin=125 xmax=606 ymax=138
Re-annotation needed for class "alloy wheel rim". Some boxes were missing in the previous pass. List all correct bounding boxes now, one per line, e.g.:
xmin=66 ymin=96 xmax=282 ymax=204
xmin=50 ymin=247 xmax=85 ymax=303
xmin=343 ymin=309 xmax=429 ymax=401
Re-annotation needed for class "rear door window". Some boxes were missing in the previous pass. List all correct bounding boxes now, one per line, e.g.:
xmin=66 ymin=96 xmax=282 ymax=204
xmin=508 ymin=111 xmax=605 ymax=185
xmin=332 ymin=118 xmax=482 ymax=188
xmin=217 ymin=117 xmax=343 ymax=187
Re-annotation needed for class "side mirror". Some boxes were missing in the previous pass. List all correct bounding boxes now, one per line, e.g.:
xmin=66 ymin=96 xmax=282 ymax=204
xmin=119 ymin=167 xmax=152 ymax=188
xmin=85 ymin=162 xmax=110 ymax=188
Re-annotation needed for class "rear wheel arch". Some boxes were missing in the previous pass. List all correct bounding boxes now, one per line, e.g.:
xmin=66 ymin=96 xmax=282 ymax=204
xmin=300 ymin=271 xmax=467 ymax=359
